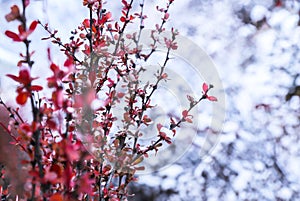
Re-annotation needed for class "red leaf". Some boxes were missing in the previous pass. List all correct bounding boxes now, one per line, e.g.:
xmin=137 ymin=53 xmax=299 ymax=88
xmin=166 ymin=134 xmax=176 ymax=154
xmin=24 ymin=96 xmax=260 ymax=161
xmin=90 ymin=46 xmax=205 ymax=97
xmin=46 ymin=119 xmax=57 ymax=129
xmin=82 ymin=19 xmax=90 ymax=28
xmin=50 ymin=193 xmax=63 ymax=201
xmin=64 ymin=58 xmax=73 ymax=67
xmin=30 ymin=85 xmax=43 ymax=91
xmin=19 ymin=69 xmax=31 ymax=81
xmin=172 ymin=129 xmax=176 ymax=136
xmin=275 ymin=0 xmax=282 ymax=7
xmin=77 ymin=173 xmax=94 ymax=194
xmin=52 ymin=89 xmax=63 ymax=109
xmin=18 ymin=25 xmax=25 ymax=35
xmin=165 ymin=137 xmax=172 ymax=144
xmin=50 ymin=62 xmax=59 ymax=72
xmin=17 ymin=60 xmax=25 ymax=67
xmin=44 ymin=170 xmax=57 ymax=184
xmin=16 ymin=92 xmax=29 ymax=105
xmin=50 ymin=164 xmax=63 ymax=177
xmin=29 ymin=20 xmax=38 ymax=32
xmin=129 ymin=15 xmax=135 ymax=20
xmin=120 ymin=16 xmax=126 ymax=22
xmin=6 ymin=74 xmax=21 ymax=82
xmin=5 ymin=30 xmax=21 ymax=42
xmin=47 ymin=47 xmax=52 ymax=61
xmin=66 ymin=141 xmax=80 ymax=161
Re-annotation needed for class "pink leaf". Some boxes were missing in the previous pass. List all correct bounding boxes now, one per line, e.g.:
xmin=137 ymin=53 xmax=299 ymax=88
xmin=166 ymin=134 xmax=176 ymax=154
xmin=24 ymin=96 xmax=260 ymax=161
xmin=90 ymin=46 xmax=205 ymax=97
xmin=207 ymin=96 xmax=218 ymax=102
xmin=185 ymin=117 xmax=193 ymax=123
xmin=157 ymin=123 xmax=163 ymax=131
xmin=164 ymin=13 xmax=169 ymax=20
xmin=24 ymin=0 xmax=30 ymax=7
xmin=182 ymin=110 xmax=189 ymax=117
xmin=117 ymin=92 xmax=125 ymax=98
xmin=202 ymin=82 xmax=208 ymax=93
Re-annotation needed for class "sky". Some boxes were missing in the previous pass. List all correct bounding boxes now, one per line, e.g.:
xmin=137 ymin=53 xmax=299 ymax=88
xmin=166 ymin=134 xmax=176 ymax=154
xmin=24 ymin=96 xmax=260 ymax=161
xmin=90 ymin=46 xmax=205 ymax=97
xmin=1 ymin=0 xmax=300 ymax=200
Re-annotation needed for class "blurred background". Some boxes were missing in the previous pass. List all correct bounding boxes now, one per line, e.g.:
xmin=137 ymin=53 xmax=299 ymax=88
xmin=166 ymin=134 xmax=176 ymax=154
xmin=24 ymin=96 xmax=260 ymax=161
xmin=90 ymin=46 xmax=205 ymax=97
xmin=1 ymin=0 xmax=300 ymax=200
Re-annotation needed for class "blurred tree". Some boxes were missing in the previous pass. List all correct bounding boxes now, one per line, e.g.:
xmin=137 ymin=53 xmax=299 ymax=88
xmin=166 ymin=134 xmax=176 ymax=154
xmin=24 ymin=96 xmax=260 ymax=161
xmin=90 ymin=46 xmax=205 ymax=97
xmin=131 ymin=0 xmax=300 ymax=200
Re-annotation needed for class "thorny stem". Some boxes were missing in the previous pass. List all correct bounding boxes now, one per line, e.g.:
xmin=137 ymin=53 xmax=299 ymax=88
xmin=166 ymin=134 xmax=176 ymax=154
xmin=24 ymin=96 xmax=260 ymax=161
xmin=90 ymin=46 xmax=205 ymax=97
xmin=131 ymin=41 xmax=173 ymax=153
xmin=135 ymin=0 xmax=145 ymax=50
xmin=145 ymin=0 xmax=174 ymax=61
xmin=19 ymin=0 xmax=45 ymax=199
xmin=38 ymin=21 xmax=83 ymax=64
xmin=21 ymin=1 xmax=35 ymax=69
xmin=99 ymin=163 xmax=103 ymax=201
xmin=130 ymin=138 xmax=163 ymax=164
xmin=171 ymin=85 xmax=215 ymax=130
xmin=131 ymin=87 xmax=214 ymax=165
xmin=84 ymin=4 xmax=108 ymax=201
xmin=0 ymin=122 xmax=26 ymax=152
xmin=13 ymin=108 xmax=25 ymax=124
xmin=89 ymin=6 xmax=94 ymax=71
xmin=0 ymin=97 xmax=24 ymax=124
xmin=29 ymin=42 xmax=44 ymax=201
xmin=172 ymin=96 xmax=206 ymax=129
xmin=98 ymin=91 xmax=114 ymax=201
xmin=96 ymin=1 xmax=135 ymax=198
xmin=102 ymin=0 xmax=134 ymax=78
